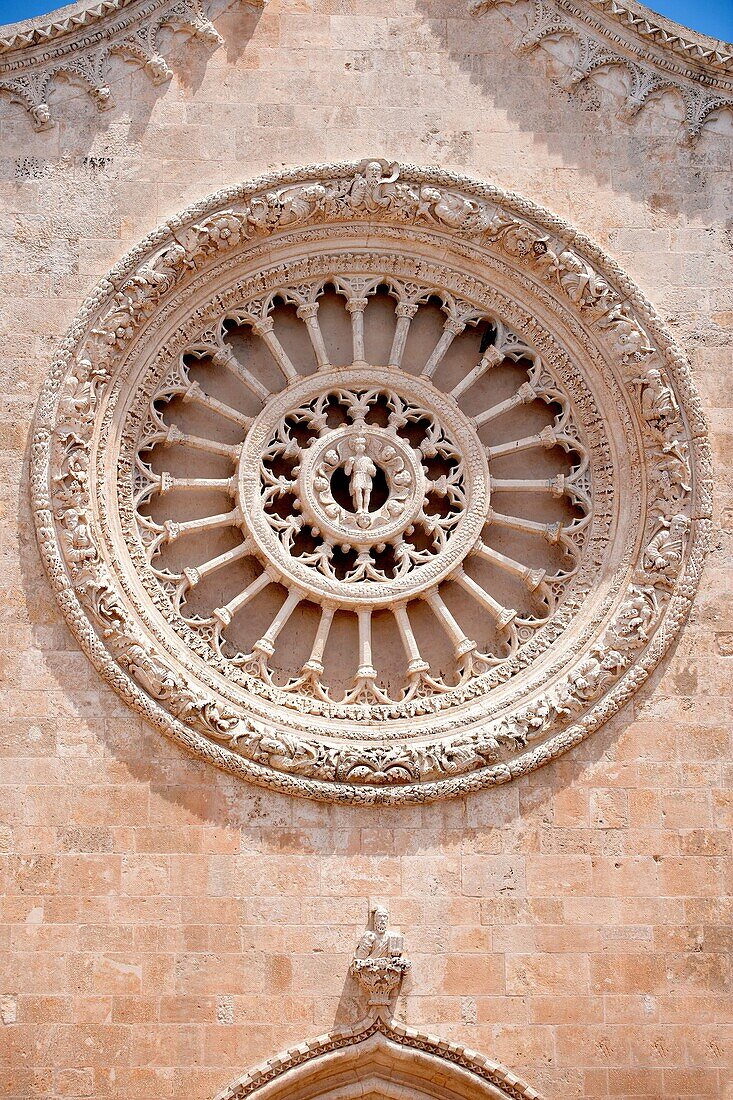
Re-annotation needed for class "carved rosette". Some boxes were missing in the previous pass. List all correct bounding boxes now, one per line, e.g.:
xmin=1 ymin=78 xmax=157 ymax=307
xmin=32 ymin=159 xmax=712 ymax=804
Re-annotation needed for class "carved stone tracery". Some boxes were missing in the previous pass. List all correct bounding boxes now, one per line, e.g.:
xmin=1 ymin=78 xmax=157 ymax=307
xmin=32 ymin=160 xmax=711 ymax=804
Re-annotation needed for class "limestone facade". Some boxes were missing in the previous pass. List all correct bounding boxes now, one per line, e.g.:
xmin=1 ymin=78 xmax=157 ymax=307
xmin=0 ymin=0 xmax=731 ymax=1098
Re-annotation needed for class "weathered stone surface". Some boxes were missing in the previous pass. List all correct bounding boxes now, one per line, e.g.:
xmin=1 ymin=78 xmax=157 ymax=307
xmin=0 ymin=0 xmax=731 ymax=1097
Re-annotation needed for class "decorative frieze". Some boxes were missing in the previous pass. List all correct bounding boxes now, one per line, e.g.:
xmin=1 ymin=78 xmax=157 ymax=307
xmin=471 ymin=0 xmax=733 ymax=141
xmin=0 ymin=0 xmax=264 ymax=130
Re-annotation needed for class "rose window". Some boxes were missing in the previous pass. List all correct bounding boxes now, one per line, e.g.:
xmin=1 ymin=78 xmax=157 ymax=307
xmin=131 ymin=281 xmax=588 ymax=708
xmin=34 ymin=162 xmax=710 ymax=802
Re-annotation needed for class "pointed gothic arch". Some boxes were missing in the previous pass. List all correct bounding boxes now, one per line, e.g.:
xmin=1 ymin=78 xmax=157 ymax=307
xmin=213 ymin=1015 xmax=543 ymax=1100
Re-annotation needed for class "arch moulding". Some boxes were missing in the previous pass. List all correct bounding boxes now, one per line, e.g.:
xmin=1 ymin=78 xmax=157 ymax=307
xmin=213 ymin=1013 xmax=543 ymax=1100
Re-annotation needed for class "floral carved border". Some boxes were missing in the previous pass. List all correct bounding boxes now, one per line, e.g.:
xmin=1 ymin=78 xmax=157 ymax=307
xmin=31 ymin=160 xmax=712 ymax=805
xmin=470 ymin=0 xmax=733 ymax=141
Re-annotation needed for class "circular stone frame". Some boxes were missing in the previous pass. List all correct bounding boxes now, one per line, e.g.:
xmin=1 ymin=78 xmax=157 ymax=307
xmin=31 ymin=160 xmax=712 ymax=805
xmin=237 ymin=367 xmax=487 ymax=609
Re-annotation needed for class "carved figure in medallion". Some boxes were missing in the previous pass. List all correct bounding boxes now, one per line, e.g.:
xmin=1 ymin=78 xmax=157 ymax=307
xmin=344 ymin=435 xmax=377 ymax=519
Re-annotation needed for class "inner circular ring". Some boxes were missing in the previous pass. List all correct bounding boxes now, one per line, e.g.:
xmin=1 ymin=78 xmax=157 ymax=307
xmin=298 ymin=424 xmax=426 ymax=546
xmin=235 ymin=367 xmax=490 ymax=608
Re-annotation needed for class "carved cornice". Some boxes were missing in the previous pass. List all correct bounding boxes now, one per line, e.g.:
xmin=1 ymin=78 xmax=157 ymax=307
xmin=0 ymin=0 xmax=264 ymax=130
xmin=588 ymin=0 xmax=733 ymax=71
xmin=471 ymin=0 xmax=733 ymax=141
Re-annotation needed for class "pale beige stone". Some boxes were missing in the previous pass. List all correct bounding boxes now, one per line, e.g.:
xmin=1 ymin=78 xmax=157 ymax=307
xmin=0 ymin=0 xmax=730 ymax=1097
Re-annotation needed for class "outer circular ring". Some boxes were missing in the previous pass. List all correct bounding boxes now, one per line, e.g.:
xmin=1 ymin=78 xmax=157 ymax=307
xmin=31 ymin=160 xmax=712 ymax=805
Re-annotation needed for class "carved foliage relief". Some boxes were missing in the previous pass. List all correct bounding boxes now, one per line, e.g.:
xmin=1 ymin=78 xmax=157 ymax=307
xmin=32 ymin=160 xmax=712 ymax=804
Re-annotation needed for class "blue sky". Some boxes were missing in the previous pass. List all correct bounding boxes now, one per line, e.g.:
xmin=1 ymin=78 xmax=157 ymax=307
xmin=0 ymin=0 xmax=731 ymax=39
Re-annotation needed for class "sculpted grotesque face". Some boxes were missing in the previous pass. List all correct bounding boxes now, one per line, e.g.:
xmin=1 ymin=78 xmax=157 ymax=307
xmin=670 ymin=514 xmax=690 ymax=538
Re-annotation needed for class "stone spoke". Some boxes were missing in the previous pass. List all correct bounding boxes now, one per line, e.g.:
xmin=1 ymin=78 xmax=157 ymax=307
xmin=388 ymin=303 xmax=418 ymax=369
xmin=490 ymin=474 xmax=568 ymax=496
xmin=173 ymin=541 xmax=254 ymax=612
xmin=252 ymin=318 xmax=299 ymax=382
xmin=212 ymin=570 xmax=272 ymax=632
xmin=346 ymin=296 xmax=369 ymax=365
xmin=164 ymin=423 xmax=241 ymax=461
xmin=393 ymin=603 xmax=430 ymax=677
xmin=297 ymin=303 xmax=331 ymax=369
xmin=250 ymin=588 xmax=303 ymax=662
xmin=474 ymin=380 xmax=538 ymax=428
xmin=209 ymin=344 xmax=271 ymax=403
xmin=471 ymin=538 xmax=546 ymax=591
xmin=422 ymin=589 xmax=477 ymax=663
xmin=485 ymin=507 xmax=564 ymax=544
xmin=421 ymin=318 xmax=466 ymax=379
xmin=484 ymin=425 xmax=559 ymax=460
xmin=163 ymin=506 xmax=241 ymax=546
xmin=182 ymin=379 xmax=252 ymax=429
xmin=156 ymin=473 xmax=236 ymax=495
xmin=454 ymin=567 xmax=516 ymax=631
xmin=450 ymin=345 xmax=504 ymax=399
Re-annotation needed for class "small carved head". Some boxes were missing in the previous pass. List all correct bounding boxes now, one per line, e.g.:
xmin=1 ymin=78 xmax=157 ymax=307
xmin=31 ymin=103 xmax=51 ymax=130
xmin=670 ymin=513 xmax=690 ymax=537
xmin=93 ymin=85 xmax=112 ymax=109
xmin=373 ymin=905 xmax=389 ymax=935
xmin=147 ymin=56 xmax=173 ymax=85
xmin=420 ymin=186 xmax=441 ymax=203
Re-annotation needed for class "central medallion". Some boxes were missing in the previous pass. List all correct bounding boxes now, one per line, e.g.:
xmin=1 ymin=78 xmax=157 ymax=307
xmin=237 ymin=369 xmax=488 ymax=608
xmin=302 ymin=424 xmax=422 ymax=539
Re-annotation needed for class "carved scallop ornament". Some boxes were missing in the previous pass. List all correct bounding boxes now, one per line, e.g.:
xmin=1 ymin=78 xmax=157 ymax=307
xmin=32 ymin=160 xmax=712 ymax=804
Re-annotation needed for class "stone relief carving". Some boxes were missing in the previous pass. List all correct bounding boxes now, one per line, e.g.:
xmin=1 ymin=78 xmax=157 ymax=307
xmin=214 ymin=909 xmax=542 ymax=1099
xmin=0 ymin=0 xmax=264 ymax=130
xmin=32 ymin=160 xmax=711 ymax=804
xmin=471 ymin=0 xmax=733 ymax=141
xmin=351 ymin=905 xmax=411 ymax=1007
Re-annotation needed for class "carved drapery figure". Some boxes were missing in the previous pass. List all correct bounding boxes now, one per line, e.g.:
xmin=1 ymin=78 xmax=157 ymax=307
xmin=351 ymin=906 xmax=410 ymax=1009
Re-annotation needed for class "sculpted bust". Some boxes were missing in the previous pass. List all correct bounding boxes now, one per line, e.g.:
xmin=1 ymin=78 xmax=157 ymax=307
xmin=351 ymin=906 xmax=411 ymax=1010
xmin=354 ymin=905 xmax=403 ymax=961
